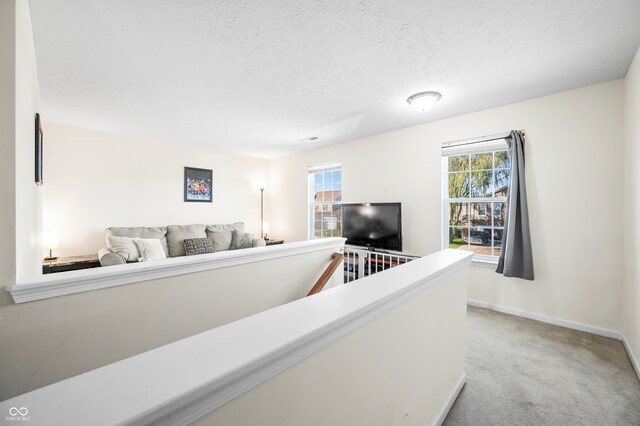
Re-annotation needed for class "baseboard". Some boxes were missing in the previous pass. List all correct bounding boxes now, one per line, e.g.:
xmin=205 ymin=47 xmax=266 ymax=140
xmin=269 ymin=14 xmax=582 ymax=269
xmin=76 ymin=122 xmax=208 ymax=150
xmin=466 ymin=299 xmax=622 ymax=340
xmin=435 ymin=371 xmax=466 ymax=426
xmin=622 ymin=335 xmax=640 ymax=382
xmin=466 ymin=299 xmax=640 ymax=384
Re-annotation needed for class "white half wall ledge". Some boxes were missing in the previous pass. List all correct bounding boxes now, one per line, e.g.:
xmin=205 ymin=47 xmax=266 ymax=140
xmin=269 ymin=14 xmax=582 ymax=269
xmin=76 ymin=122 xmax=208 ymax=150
xmin=6 ymin=238 xmax=346 ymax=304
xmin=470 ymin=258 xmax=498 ymax=268
xmin=0 ymin=249 xmax=473 ymax=426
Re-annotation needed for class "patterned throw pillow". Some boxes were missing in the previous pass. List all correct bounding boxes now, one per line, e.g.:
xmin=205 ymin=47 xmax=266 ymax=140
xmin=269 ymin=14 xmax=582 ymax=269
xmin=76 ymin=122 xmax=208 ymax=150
xmin=183 ymin=238 xmax=215 ymax=256
xmin=230 ymin=230 xmax=253 ymax=250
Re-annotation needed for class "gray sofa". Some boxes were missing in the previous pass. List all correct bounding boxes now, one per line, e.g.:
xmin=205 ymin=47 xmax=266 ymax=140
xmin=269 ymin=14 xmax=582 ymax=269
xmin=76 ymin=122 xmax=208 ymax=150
xmin=98 ymin=222 xmax=266 ymax=266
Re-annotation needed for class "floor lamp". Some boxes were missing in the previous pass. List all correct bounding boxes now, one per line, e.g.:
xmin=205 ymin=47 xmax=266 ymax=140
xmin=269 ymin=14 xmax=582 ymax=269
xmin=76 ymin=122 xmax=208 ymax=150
xmin=260 ymin=187 xmax=264 ymax=239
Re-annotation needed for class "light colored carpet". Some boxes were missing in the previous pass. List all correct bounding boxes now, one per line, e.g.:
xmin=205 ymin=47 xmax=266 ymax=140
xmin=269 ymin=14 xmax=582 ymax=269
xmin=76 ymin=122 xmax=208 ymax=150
xmin=444 ymin=307 xmax=640 ymax=425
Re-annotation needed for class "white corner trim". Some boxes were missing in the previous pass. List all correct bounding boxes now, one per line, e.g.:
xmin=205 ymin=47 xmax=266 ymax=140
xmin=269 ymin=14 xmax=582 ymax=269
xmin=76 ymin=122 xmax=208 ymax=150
xmin=622 ymin=334 xmax=640 ymax=382
xmin=436 ymin=372 xmax=466 ymax=426
xmin=467 ymin=298 xmax=623 ymax=340
xmin=6 ymin=238 xmax=346 ymax=304
xmin=0 ymin=250 xmax=474 ymax=426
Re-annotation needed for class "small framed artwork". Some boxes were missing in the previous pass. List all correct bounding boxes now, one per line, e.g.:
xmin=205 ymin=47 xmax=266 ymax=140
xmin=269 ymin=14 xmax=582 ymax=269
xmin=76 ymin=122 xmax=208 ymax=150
xmin=184 ymin=167 xmax=213 ymax=202
xmin=35 ymin=113 xmax=43 ymax=185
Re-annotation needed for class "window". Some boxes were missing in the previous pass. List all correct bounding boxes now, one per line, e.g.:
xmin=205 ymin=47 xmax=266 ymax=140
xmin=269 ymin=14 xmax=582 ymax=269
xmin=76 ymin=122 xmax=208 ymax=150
xmin=442 ymin=140 xmax=510 ymax=261
xmin=308 ymin=164 xmax=342 ymax=238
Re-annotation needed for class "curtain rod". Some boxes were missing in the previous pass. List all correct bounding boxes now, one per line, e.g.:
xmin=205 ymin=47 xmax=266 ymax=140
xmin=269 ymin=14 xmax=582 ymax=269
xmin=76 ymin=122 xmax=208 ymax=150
xmin=441 ymin=130 xmax=525 ymax=148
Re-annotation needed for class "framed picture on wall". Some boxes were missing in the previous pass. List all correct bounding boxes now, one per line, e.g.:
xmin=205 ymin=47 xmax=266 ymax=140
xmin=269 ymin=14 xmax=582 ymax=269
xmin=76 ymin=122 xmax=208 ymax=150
xmin=35 ymin=113 xmax=43 ymax=185
xmin=184 ymin=167 xmax=213 ymax=202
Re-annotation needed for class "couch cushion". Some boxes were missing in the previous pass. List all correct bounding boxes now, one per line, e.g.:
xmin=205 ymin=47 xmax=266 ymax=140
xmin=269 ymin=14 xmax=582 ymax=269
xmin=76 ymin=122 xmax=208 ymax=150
xmin=134 ymin=238 xmax=167 ymax=262
xmin=208 ymin=230 xmax=233 ymax=252
xmin=252 ymin=238 xmax=267 ymax=247
xmin=184 ymin=238 xmax=215 ymax=256
xmin=106 ymin=227 xmax=168 ymax=256
xmin=206 ymin=223 xmax=245 ymax=252
xmin=166 ymin=224 xmax=207 ymax=257
xmin=106 ymin=236 xmax=140 ymax=262
xmin=205 ymin=222 xmax=244 ymax=236
xmin=230 ymin=230 xmax=253 ymax=250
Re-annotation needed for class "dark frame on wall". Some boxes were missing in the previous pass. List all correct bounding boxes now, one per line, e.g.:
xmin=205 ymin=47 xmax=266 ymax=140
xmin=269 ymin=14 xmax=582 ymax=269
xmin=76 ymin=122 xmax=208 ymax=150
xmin=184 ymin=166 xmax=213 ymax=203
xmin=35 ymin=113 xmax=43 ymax=185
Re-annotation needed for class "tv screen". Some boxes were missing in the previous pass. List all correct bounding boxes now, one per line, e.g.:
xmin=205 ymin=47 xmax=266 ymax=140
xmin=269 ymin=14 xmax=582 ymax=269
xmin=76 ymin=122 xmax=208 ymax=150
xmin=342 ymin=203 xmax=402 ymax=252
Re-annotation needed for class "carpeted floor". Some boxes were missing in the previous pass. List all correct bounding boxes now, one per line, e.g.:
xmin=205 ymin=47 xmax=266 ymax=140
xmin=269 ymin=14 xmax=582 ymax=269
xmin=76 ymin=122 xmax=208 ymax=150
xmin=444 ymin=307 xmax=640 ymax=425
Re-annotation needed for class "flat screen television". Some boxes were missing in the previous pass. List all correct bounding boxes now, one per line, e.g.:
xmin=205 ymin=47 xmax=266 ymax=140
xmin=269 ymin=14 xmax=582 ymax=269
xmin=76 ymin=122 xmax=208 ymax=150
xmin=342 ymin=203 xmax=402 ymax=252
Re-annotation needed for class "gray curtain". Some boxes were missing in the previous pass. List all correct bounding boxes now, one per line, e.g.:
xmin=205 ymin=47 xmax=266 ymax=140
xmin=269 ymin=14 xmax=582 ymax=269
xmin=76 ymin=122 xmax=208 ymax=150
xmin=496 ymin=130 xmax=534 ymax=280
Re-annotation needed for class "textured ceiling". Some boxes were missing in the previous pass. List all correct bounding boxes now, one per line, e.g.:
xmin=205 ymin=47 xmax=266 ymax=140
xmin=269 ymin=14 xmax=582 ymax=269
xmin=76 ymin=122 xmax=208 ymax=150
xmin=29 ymin=0 xmax=640 ymax=158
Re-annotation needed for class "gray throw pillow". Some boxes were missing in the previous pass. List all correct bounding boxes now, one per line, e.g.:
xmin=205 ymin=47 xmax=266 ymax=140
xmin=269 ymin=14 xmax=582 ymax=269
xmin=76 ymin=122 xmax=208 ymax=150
xmin=230 ymin=229 xmax=253 ymax=250
xmin=166 ymin=224 xmax=207 ymax=257
xmin=205 ymin=223 xmax=245 ymax=244
xmin=183 ymin=238 xmax=215 ymax=256
xmin=209 ymin=229 xmax=233 ymax=252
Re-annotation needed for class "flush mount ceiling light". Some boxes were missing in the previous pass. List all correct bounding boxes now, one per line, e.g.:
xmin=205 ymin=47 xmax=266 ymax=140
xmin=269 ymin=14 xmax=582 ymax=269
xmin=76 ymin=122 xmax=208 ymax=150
xmin=299 ymin=136 xmax=319 ymax=143
xmin=407 ymin=91 xmax=442 ymax=112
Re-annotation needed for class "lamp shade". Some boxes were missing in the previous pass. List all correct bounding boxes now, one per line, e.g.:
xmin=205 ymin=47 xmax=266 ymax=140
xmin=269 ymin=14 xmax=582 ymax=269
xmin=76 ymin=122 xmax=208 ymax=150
xmin=43 ymin=229 xmax=59 ymax=250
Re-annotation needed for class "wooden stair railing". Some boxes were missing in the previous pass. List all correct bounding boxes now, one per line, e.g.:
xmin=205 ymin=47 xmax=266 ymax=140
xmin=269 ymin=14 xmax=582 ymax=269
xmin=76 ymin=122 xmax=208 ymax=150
xmin=306 ymin=252 xmax=345 ymax=297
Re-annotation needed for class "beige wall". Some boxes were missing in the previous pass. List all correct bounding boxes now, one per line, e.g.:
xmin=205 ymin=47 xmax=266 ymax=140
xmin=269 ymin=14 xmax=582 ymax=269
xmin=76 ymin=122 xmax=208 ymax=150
xmin=623 ymin=47 xmax=640 ymax=368
xmin=43 ymin=124 xmax=269 ymax=257
xmin=270 ymin=80 xmax=625 ymax=332
xmin=0 ymin=246 xmax=342 ymax=400
xmin=196 ymin=264 xmax=467 ymax=426
xmin=0 ymin=0 xmax=17 ymax=290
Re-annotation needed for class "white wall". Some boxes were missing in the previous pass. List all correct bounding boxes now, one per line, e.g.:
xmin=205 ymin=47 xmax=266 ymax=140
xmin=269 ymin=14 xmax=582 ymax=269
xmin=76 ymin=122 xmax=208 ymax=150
xmin=195 ymin=260 xmax=468 ymax=426
xmin=270 ymin=80 xmax=625 ymax=332
xmin=43 ymin=124 xmax=269 ymax=256
xmin=623 ymin=47 xmax=640 ymax=370
xmin=15 ymin=0 xmax=43 ymax=279
xmin=0 ymin=243 xmax=342 ymax=400
xmin=0 ymin=0 xmax=42 ymax=286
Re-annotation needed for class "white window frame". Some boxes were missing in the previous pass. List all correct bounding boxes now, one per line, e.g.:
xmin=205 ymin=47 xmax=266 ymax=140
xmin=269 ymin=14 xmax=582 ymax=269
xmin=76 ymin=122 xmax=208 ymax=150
xmin=441 ymin=138 xmax=510 ymax=264
xmin=308 ymin=163 xmax=342 ymax=239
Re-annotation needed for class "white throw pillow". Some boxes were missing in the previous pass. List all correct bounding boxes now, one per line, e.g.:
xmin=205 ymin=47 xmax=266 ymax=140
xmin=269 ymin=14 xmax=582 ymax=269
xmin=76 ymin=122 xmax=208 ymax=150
xmin=106 ymin=236 xmax=140 ymax=262
xmin=134 ymin=238 xmax=167 ymax=262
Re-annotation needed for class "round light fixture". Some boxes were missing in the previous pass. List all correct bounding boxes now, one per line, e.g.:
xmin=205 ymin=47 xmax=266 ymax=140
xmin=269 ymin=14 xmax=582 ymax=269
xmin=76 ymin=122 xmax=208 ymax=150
xmin=407 ymin=91 xmax=441 ymax=112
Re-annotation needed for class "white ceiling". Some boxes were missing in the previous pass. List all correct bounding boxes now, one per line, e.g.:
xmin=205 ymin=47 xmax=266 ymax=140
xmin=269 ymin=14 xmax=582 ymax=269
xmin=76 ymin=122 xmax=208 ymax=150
xmin=29 ymin=0 xmax=640 ymax=159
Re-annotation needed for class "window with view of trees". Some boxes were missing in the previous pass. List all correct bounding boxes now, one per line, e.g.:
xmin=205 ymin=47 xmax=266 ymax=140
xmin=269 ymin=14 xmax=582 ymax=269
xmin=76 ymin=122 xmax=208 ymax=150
xmin=308 ymin=164 xmax=342 ymax=238
xmin=444 ymin=148 xmax=510 ymax=259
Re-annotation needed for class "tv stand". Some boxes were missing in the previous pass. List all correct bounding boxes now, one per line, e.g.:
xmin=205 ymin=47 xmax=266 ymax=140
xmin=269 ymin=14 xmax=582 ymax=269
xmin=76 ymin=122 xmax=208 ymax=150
xmin=367 ymin=247 xmax=388 ymax=253
xmin=365 ymin=247 xmax=406 ymax=255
